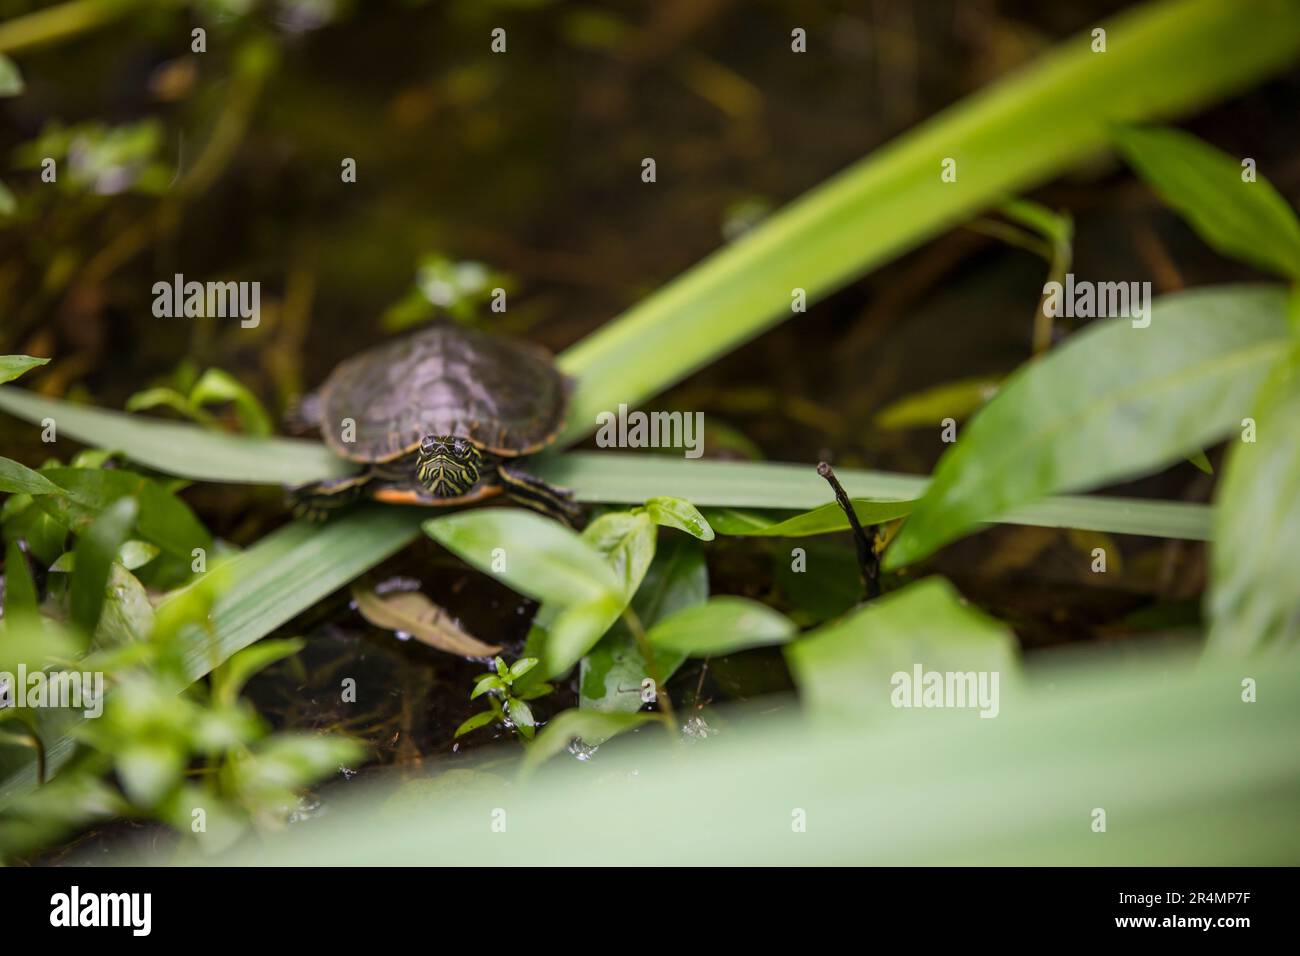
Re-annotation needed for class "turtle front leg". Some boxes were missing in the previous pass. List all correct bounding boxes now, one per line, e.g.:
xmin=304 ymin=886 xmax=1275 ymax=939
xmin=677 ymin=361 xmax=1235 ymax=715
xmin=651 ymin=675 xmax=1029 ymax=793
xmin=496 ymin=463 xmax=584 ymax=528
xmin=287 ymin=472 xmax=371 ymax=522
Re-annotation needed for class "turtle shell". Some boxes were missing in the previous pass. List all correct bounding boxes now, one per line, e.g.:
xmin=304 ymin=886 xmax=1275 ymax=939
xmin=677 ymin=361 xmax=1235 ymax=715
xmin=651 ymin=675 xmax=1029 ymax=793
xmin=316 ymin=323 xmax=572 ymax=463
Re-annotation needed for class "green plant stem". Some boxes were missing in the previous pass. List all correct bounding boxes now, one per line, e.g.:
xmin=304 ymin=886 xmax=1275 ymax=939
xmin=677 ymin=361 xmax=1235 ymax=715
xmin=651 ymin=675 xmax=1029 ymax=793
xmin=620 ymin=606 xmax=677 ymax=733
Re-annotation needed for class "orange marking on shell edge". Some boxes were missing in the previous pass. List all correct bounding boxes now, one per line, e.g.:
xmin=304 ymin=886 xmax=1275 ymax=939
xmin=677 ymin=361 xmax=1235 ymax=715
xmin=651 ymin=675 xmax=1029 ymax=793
xmin=372 ymin=485 xmax=502 ymax=507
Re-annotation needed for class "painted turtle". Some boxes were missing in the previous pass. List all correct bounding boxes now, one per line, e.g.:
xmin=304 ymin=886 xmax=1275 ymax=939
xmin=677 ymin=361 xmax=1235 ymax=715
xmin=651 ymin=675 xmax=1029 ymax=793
xmin=289 ymin=322 xmax=581 ymax=525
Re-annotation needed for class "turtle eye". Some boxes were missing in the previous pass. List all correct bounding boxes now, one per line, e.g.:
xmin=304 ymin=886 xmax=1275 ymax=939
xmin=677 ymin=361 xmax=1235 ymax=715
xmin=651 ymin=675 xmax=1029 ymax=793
xmin=453 ymin=439 xmax=470 ymax=458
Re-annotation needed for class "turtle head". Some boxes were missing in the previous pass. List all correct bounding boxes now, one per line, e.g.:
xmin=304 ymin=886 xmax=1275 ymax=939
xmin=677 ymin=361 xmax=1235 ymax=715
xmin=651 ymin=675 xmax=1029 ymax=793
xmin=416 ymin=435 xmax=482 ymax=498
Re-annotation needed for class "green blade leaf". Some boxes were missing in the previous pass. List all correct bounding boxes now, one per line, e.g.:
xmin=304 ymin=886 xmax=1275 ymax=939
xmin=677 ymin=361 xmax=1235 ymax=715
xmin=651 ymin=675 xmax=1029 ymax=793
xmin=0 ymin=355 xmax=48 ymax=384
xmin=886 ymin=285 xmax=1290 ymax=568
xmin=785 ymin=577 xmax=1020 ymax=724
xmin=555 ymin=0 xmax=1300 ymax=444
xmin=874 ymin=377 xmax=1002 ymax=430
xmin=647 ymin=597 xmax=795 ymax=658
xmin=1207 ymin=353 xmax=1300 ymax=656
xmin=1113 ymin=125 xmax=1300 ymax=279
xmin=0 ymin=385 xmax=351 ymax=484
xmin=70 ymin=497 xmax=138 ymax=634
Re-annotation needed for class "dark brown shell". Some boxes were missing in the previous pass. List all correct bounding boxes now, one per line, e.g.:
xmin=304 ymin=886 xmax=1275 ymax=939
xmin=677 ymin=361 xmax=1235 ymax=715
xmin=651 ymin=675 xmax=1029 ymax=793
xmin=316 ymin=323 xmax=571 ymax=463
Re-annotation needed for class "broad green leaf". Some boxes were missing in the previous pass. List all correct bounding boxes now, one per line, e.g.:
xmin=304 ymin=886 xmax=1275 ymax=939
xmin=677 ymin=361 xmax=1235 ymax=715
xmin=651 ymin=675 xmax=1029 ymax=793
xmin=519 ymin=710 xmax=658 ymax=779
xmin=0 ymin=457 xmax=62 ymax=495
xmin=2 ymin=540 xmax=37 ymax=620
xmin=0 ymin=386 xmax=351 ymax=484
xmin=874 ymin=377 xmax=1001 ymax=430
xmin=785 ymin=577 xmax=1019 ymax=723
xmin=211 ymin=638 xmax=306 ymax=707
xmin=0 ymin=356 xmax=47 ymax=384
xmin=775 ymin=540 xmax=863 ymax=626
xmin=70 ymin=497 xmax=138 ymax=634
xmin=425 ymin=509 xmax=621 ymax=606
xmin=1207 ymin=354 xmax=1300 ymax=655
xmin=519 ymin=509 xmax=661 ymax=685
xmin=579 ymin=537 xmax=708 ymax=713
xmin=578 ymin=510 xmax=656 ymax=599
xmin=1113 ymin=125 xmax=1300 ymax=280
xmin=647 ymin=597 xmax=795 ymax=657
xmin=643 ymin=496 xmax=714 ymax=540
xmin=704 ymin=498 xmax=914 ymax=537
xmin=352 ymin=585 xmax=502 ymax=657
xmin=207 ymin=646 xmax=1300 ymax=866
xmin=886 ymin=285 xmax=1290 ymax=568
xmin=556 ymin=0 xmax=1300 ymax=443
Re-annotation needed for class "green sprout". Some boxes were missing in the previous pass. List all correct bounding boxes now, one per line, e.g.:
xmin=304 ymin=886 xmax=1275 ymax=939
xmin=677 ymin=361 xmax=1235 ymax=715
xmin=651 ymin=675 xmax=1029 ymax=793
xmin=454 ymin=657 xmax=553 ymax=742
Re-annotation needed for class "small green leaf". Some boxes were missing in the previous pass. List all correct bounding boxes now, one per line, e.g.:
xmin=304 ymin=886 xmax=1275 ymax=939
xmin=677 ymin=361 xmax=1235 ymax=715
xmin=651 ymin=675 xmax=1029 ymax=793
xmin=0 ymin=356 xmax=48 ymax=385
xmin=1113 ymin=125 xmax=1300 ymax=280
xmin=494 ymin=656 xmax=510 ymax=679
xmin=1187 ymin=450 xmax=1214 ymax=475
xmin=454 ymin=710 xmax=497 ymax=738
xmin=509 ymin=657 xmax=539 ymax=680
xmin=470 ymin=674 xmax=505 ymax=699
xmin=646 ymin=597 xmax=796 ymax=657
xmin=70 ymin=497 xmax=138 ymax=634
xmin=508 ymin=697 xmax=535 ymax=733
xmin=0 ymin=179 xmax=14 ymax=216
xmin=643 ymin=497 xmax=714 ymax=540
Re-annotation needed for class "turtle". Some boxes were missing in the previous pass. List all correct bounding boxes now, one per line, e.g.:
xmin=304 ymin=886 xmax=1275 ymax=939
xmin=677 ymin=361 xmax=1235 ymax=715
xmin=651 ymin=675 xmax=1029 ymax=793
xmin=288 ymin=322 xmax=582 ymax=526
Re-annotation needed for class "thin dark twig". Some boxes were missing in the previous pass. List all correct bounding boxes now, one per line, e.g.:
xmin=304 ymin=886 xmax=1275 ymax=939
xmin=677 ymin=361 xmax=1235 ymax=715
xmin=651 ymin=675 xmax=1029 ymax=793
xmin=817 ymin=462 xmax=880 ymax=600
